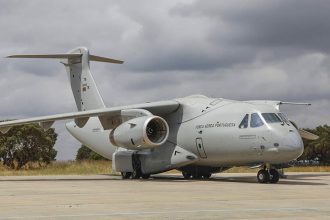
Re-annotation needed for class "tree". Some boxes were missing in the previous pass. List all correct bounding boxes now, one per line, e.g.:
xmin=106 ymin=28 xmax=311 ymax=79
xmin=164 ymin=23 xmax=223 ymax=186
xmin=76 ymin=145 xmax=107 ymax=160
xmin=0 ymin=124 xmax=57 ymax=169
xmin=298 ymin=125 xmax=330 ymax=165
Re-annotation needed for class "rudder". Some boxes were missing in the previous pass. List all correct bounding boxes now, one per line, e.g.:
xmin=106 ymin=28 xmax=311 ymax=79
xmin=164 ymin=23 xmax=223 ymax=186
xmin=63 ymin=47 xmax=105 ymax=111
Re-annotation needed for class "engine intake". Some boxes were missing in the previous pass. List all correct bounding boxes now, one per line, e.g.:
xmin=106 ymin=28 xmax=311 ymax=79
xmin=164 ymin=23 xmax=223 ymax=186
xmin=110 ymin=116 xmax=169 ymax=149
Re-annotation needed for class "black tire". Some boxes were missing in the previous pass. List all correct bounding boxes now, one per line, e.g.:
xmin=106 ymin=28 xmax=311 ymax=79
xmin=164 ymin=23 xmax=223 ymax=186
xmin=121 ymin=172 xmax=132 ymax=179
xmin=182 ymin=172 xmax=191 ymax=179
xmin=141 ymin=174 xmax=150 ymax=179
xmin=203 ymin=173 xmax=212 ymax=179
xmin=131 ymin=169 xmax=141 ymax=179
xmin=257 ymin=169 xmax=270 ymax=183
xmin=269 ymin=169 xmax=280 ymax=183
xmin=192 ymin=173 xmax=203 ymax=179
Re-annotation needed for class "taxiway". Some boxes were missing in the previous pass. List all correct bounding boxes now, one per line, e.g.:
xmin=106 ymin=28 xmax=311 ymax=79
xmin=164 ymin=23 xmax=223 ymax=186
xmin=0 ymin=172 xmax=329 ymax=219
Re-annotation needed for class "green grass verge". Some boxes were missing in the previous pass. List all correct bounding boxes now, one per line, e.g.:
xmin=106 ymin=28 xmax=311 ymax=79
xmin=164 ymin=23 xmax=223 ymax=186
xmin=1 ymin=161 xmax=330 ymax=176
xmin=0 ymin=160 xmax=114 ymax=176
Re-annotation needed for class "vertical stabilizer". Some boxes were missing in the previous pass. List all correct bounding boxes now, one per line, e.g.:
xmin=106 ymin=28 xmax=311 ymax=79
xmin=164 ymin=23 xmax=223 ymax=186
xmin=6 ymin=47 xmax=124 ymax=111
xmin=64 ymin=47 xmax=105 ymax=111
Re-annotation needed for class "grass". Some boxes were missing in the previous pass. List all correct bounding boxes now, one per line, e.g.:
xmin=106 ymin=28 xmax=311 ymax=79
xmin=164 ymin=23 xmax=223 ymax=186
xmin=0 ymin=161 xmax=330 ymax=176
xmin=283 ymin=166 xmax=330 ymax=172
xmin=0 ymin=160 xmax=114 ymax=176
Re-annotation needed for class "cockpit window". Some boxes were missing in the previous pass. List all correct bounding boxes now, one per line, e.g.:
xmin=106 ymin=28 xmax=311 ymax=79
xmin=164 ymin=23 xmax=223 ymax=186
xmin=261 ymin=113 xmax=282 ymax=123
xmin=239 ymin=114 xmax=249 ymax=128
xmin=278 ymin=113 xmax=289 ymax=123
xmin=250 ymin=113 xmax=264 ymax=128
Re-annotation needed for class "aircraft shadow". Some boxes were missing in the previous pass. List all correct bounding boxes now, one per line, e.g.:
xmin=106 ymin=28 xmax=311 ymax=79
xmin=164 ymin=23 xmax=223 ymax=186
xmin=0 ymin=174 xmax=121 ymax=182
xmin=285 ymin=173 xmax=330 ymax=181
xmin=0 ymin=173 xmax=327 ymax=186
xmin=149 ymin=174 xmax=328 ymax=186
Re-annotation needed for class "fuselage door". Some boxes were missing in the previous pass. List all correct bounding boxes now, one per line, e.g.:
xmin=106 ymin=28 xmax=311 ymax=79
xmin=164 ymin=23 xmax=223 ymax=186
xmin=252 ymin=134 xmax=264 ymax=156
xmin=196 ymin=138 xmax=207 ymax=158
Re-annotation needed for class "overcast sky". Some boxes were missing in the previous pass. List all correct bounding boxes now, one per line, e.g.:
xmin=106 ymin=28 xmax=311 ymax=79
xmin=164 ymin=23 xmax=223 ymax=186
xmin=0 ymin=0 xmax=329 ymax=160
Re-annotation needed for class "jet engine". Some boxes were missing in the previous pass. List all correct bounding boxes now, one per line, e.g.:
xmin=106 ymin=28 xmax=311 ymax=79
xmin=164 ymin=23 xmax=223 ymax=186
xmin=110 ymin=116 xmax=169 ymax=149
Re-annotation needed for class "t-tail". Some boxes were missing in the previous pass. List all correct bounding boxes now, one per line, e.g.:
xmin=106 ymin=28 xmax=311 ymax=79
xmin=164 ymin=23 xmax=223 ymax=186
xmin=6 ymin=47 xmax=123 ymax=111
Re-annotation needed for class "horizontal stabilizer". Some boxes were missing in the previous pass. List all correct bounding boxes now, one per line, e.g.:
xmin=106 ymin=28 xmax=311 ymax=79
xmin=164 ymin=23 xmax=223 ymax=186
xmin=89 ymin=55 xmax=123 ymax=64
xmin=7 ymin=53 xmax=123 ymax=64
xmin=279 ymin=102 xmax=311 ymax=106
xmin=6 ymin=54 xmax=81 ymax=59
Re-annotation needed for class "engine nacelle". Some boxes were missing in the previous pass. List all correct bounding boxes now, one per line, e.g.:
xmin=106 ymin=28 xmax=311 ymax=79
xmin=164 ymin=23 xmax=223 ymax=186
xmin=109 ymin=116 xmax=169 ymax=149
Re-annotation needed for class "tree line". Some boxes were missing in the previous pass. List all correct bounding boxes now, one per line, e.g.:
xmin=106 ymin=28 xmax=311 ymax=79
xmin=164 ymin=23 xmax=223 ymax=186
xmin=0 ymin=124 xmax=329 ymax=169
xmin=0 ymin=124 xmax=57 ymax=169
xmin=298 ymin=125 xmax=330 ymax=165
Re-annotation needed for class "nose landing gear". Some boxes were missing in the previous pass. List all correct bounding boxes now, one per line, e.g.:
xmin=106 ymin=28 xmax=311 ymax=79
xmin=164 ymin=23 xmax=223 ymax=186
xmin=257 ymin=168 xmax=280 ymax=184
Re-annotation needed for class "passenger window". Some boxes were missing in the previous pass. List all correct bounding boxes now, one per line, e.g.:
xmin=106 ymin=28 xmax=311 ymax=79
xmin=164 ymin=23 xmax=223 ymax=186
xmin=250 ymin=113 xmax=264 ymax=128
xmin=261 ymin=113 xmax=282 ymax=123
xmin=278 ymin=113 xmax=289 ymax=123
xmin=239 ymin=114 xmax=249 ymax=128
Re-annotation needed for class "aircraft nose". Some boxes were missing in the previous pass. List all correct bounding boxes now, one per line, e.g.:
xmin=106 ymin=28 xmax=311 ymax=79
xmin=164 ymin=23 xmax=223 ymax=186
xmin=282 ymin=131 xmax=304 ymax=159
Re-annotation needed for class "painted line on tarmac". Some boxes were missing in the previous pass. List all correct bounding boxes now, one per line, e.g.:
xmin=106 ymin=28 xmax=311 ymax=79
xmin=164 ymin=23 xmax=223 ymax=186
xmin=0 ymin=207 xmax=328 ymax=219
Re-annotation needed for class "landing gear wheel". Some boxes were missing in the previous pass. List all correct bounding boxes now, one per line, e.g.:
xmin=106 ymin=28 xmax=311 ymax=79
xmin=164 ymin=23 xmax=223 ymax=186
xmin=121 ymin=172 xmax=132 ymax=179
xmin=257 ymin=169 xmax=270 ymax=183
xmin=192 ymin=173 xmax=203 ymax=179
xmin=269 ymin=169 xmax=280 ymax=183
xmin=141 ymin=174 xmax=150 ymax=179
xmin=203 ymin=173 xmax=212 ymax=179
xmin=182 ymin=172 xmax=191 ymax=179
xmin=131 ymin=169 xmax=141 ymax=179
xmin=131 ymin=153 xmax=141 ymax=179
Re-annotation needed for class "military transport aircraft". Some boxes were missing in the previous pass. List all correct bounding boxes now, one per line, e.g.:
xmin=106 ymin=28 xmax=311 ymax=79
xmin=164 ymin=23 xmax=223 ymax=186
xmin=0 ymin=47 xmax=319 ymax=183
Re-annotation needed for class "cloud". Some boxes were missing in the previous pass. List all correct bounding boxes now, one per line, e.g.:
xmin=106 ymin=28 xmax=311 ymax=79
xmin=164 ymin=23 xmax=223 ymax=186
xmin=173 ymin=0 xmax=330 ymax=48
xmin=0 ymin=0 xmax=329 ymax=160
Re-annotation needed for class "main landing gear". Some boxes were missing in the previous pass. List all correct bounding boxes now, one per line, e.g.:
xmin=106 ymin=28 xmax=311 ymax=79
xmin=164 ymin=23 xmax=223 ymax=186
xmin=121 ymin=153 xmax=151 ymax=180
xmin=120 ymin=171 xmax=151 ymax=180
xmin=257 ymin=168 xmax=280 ymax=184
xmin=182 ymin=171 xmax=212 ymax=179
xmin=121 ymin=172 xmax=132 ymax=179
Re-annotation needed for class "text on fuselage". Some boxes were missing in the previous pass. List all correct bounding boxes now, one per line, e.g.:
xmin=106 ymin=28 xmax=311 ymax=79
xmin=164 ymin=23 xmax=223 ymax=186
xmin=195 ymin=122 xmax=236 ymax=129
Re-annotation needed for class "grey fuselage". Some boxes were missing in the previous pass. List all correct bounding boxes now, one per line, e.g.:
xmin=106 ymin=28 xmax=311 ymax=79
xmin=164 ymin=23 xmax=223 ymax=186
xmin=66 ymin=95 xmax=304 ymax=169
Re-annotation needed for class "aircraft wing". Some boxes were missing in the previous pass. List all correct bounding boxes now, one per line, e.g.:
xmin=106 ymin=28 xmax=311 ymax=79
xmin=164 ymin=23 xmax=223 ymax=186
xmin=0 ymin=100 xmax=179 ymax=133
xmin=245 ymin=100 xmax=311 ymax=110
